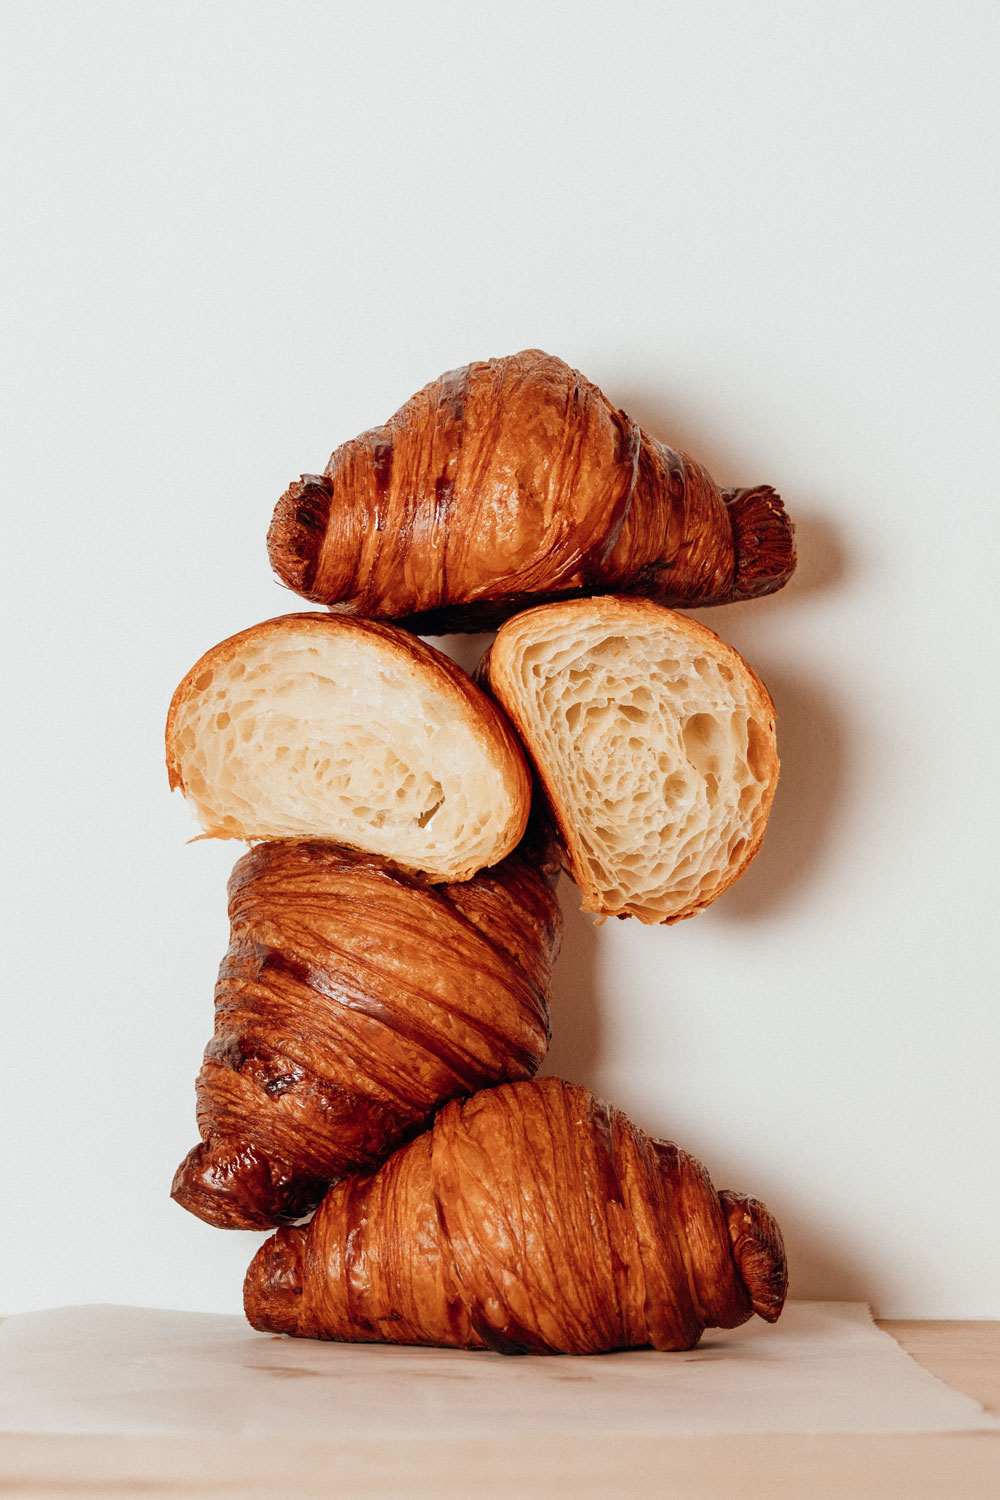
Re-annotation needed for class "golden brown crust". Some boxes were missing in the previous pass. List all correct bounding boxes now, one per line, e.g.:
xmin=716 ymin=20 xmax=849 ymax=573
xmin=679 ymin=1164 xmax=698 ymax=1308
xmin=481 ymin=597 xmax=779 ymax=924
xmin=165 ymin=612 xmax=531 ymax=881
xmin=172 ymin=838 xmax=562 ymax=1230
xmin=267 ymin=351 xmax=795 ymax=632
xmin=243 ymin=1078 xmax=787 ymax=1353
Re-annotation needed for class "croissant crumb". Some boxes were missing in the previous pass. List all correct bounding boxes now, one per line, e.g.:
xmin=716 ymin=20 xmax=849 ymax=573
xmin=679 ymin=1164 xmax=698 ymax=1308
xmin=482 ymin=596 xmax=778 ymax=924
xmin=165 ymin=612 xmax=531 ymax=882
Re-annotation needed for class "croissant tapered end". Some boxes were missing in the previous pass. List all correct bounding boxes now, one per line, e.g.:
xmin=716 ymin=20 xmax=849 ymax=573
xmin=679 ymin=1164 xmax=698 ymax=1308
xmin=266 ymin=474 xmax=334 ymax=599
xmin=171 ymin=1139 xmax=325 ymax=1231
xmin=244 ymin=1227 xmax=307 ymax=1335
xmin=724 ymin=486 xmax=796 ymax=601
xmin=720 ymin=1190 xmax=788 ymax=1323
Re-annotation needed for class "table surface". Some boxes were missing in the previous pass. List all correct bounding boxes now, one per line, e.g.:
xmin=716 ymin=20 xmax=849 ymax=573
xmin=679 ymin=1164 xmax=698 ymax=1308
xmin=1 ymin=1320 xmax=997 ymax=1499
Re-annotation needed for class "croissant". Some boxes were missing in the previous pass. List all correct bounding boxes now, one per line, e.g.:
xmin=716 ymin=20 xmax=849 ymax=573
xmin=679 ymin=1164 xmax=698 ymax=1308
xmin=479 ymin=596 xmax=778 ymax=924
xmin=244 ymin=1077 xmax=786 ymax=1353
xmin=267 ymin=349 xmax=795 ymax=633
xmin=165 ymin=612 xmax=530 ymax=882
xmin=172 ymin=835 xmax=562 ymax=1229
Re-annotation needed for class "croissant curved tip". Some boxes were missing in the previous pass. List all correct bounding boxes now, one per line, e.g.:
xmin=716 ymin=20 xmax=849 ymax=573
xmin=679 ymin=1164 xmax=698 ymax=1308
xmin=725 ymin=486 xmax=797 ymax=601
xmin=267 ymin=474 xmax=333 ymax=597
xmin=720 ymin=1190 xmax=788 ymax=1323
xmin=244 ymin=1228 xmax=306 ymax=1334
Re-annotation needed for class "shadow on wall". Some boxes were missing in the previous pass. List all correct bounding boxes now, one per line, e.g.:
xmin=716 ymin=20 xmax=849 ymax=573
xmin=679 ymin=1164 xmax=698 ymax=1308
xmin=774 ymin=1197 xmax=876 ymax=1304
xmin=700 ymin=507 xmax=851 ymax=921
xmin=774 ymin=510 xmax=846 ymax=599
xmin=612 ymin=376 xmax=847 ymax=603
xmin=531 ymin=389 xmax=864 ymax=1304
xmin=715 ymin=661 xmax=849 ymax=922
xmin=585 ymin=380 xmax=854 ymax=928
xmin=539 ymin=883 xmax=604 ymax=1088
xmin=436 ymin=398 xmax=866 ymax=1304
xmin=609 ymin=383 xmax=771 ymax=491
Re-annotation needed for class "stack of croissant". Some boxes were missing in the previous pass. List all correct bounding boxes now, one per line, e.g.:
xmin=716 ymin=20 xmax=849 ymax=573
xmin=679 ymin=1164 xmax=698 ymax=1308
xmin=167 ymin=350 xmax=793 ymax=1355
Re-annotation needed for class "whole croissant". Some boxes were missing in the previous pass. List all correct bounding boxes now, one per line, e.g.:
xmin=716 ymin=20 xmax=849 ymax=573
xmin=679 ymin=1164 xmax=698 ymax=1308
xmin=244 ymin=1077 xmax=787 ymax=1353
xmin=172 ymin=836 xmax=562 ymax=1230
xmin=267 ymin=349 xmax=796 ymax=633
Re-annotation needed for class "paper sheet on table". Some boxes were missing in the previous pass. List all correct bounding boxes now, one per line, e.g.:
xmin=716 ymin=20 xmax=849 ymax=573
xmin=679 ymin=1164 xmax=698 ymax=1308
xmin=0 ymin=1301 xmax=995 ymax=1438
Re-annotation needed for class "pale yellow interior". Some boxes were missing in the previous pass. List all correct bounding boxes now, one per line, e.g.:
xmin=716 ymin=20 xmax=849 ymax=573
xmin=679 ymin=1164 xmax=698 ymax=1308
xmin=506 ymin=622 xmax=774 ymax=921
xmin=171 ymin=631 xmax=515 ymax=880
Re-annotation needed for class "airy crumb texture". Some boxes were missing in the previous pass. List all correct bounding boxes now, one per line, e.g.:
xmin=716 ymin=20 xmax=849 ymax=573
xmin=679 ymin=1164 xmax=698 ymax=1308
xmin=484 ymin=597 xmax=778 ymax=923
xmin=166 ymin=613 xmax=530 ymax=882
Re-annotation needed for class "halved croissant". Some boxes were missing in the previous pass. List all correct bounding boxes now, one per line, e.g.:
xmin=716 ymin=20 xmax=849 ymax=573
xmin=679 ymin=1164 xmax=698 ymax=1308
xmin=480 ymin=597 xmax=778 ymax=924
xmin=267 ymin=349 xmax=795 ymax=633
xmin=165 ymin=612 xmax=530 ymax=882
xmin=244 ymin=1077 xmax=787 ymax=1353
xmin=172 ymin=834 xmax=562 ymax=1229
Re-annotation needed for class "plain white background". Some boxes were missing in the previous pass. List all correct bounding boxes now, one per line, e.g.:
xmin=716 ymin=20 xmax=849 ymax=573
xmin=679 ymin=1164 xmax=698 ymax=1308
xmin=3 ymin=1 xmax=998 ymax=1320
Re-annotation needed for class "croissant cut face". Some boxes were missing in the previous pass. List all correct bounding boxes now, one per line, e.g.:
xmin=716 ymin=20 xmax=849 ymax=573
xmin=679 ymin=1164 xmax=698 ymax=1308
xmin=165 ymin=613 xmax=531 ymax=882
xmin=483 ymin=597 xmax=778 ymax=923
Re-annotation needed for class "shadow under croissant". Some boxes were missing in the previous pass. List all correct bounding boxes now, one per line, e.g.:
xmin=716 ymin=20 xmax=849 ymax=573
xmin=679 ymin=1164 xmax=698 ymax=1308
xmin=614 ymin=375 xmax=847 ymax=608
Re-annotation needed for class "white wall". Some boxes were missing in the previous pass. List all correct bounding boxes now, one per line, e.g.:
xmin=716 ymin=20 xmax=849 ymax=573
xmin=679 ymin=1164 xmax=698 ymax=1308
xmin=3 ymin=1 xmax=997 ymax=1319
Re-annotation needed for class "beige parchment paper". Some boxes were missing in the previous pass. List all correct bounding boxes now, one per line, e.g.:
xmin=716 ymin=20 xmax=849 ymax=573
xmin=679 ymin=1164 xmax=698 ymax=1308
xmin=0 ymin=1301 xmax=996 ymax=1438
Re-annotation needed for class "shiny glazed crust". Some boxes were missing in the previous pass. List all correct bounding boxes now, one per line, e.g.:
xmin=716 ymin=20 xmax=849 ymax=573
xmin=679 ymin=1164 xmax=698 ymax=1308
xmin=267 ymin=350 xmax=795 ymax=632
xmin=165 ymin=612 xmax=531 ymax=882
xmin=243 ymin=1077 xmax=787 ymax=1353
xmin=481 ymin=597 xmax=779 ymax=924
xmin=172 ymin=834 xmax=562 ymax=1229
